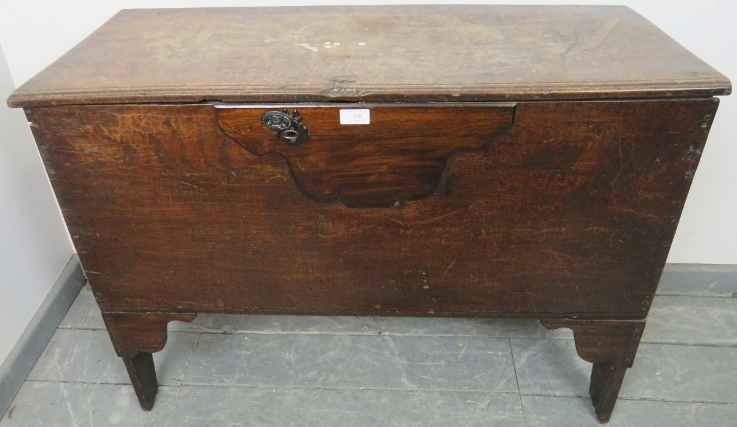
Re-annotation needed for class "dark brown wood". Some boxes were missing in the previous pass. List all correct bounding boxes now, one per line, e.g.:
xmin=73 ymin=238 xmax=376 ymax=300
xmin=121 ymin=353 xmax=158 ymax=411
xmin=542 ymin=319 xmax=645 ymax=422
xmin=216 ymin=104 xmax=515 ymax=207
xmin=8 ymin=5 xmax=729 ymax=422
xmin=6 ymin=6 xmax=730 ymax=108
xmin=102 ymin=313 xmax=196 ymax=410
xmin=102 ymin=313 xmax=197 ymax=356
xmin=27 ymin=99 xmax=717 ymax=319
xmin=590 ymin=363 xmax=628 ymax=423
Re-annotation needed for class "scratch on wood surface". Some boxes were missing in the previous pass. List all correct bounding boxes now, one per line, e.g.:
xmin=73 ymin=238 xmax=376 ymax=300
xmin=178 ymin=180 xmax=199 ymax=188
xmin=444 ymin=259 xmax=457 ymax=274
xmin=387 ymin=210 xmax=459 ymax=227
xmin=266 ymin=170 xmax=289 ymax=182
xmin=294 ymin=43 xmax=318 ymax=52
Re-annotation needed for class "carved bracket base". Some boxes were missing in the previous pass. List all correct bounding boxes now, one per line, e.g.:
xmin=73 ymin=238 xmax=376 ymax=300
xmin=102 ymin=312 xmax=197 ymax=410
xmin=541 ymin=319 xmax=645 ymax=423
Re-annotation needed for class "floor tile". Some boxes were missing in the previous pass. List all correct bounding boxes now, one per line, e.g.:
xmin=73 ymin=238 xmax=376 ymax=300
xmin=657 ymin=264 xmax=737 ymax=296
xmin=27 ymin=329 xmax=198 ymax=386
xmin=167 ymin=386 xmax=525 ymax=427
xmin=620 ymin=343 xmax=737 ymax=403
xmin=522 ymin=396 xmax=737 ymax=427
xmin=511 ymin=338 xmax=591 ymax=397
xmin=184 ymin=333 xmax=519 ymax=392
xmin=0 ymin=382 xmax=177 ymax=427
xmin=643 ymin=296 xmax=737 ymax=346
xmin=512 ymin=338 xmax=737 ymax=403
xmin=58 ymin=287 xmax=104 ymax=330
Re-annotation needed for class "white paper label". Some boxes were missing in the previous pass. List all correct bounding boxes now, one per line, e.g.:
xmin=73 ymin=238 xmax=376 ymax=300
xmin=339 ymin=109 xmax=370 ymax=125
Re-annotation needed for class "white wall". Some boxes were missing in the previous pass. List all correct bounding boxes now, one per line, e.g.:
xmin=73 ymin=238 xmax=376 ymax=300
xmin=0 ymin=45 xmax=74 ymax=367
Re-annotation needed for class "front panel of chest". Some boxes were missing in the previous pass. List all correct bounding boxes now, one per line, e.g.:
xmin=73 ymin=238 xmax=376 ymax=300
xmin=27 ymin=99 xmax=718 ymax=318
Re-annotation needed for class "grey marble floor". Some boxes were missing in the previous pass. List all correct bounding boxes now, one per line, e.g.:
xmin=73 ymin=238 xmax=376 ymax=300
xmin=2 ymin=286 xmax=737 ymax=426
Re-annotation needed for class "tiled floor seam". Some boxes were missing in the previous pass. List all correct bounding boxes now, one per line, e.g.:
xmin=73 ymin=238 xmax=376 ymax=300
xmin=518 ymin=391 xmax=737 ymax=405
xmin=640 ymin=341 xmax=737 ymax=348
xmin=177 ymin=383 xmax=525 ymax=393
xmin=22 ymin=379 xmax=570 ymax=396
xmin=24 ymin=379 xmax=181 ymax=387
xmin=185 ymin=331 xmax=555 ymax=338
xmin=655 ymin=292 xmax=737 ymax=298
xmin=508 ymin=337 xmax=529 ymax=427
xmin=615 ymin=397 xmax=737 ymax=405
xmin=176 ymin=332 xmax=203 ymax=387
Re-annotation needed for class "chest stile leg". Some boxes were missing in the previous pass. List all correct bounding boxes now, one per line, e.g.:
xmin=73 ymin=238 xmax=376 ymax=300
xmin=540 ymin=319 xmax=645 ymax=423
xmin=102 ymin=312 xmax=197 ymax=410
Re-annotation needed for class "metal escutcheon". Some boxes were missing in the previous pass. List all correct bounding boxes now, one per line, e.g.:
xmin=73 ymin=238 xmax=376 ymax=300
xmin=261 ymin=109 xmax=308 ymax=146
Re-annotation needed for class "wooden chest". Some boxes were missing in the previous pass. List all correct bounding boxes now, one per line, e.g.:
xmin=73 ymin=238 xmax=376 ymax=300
xmin=8 ymin=6 xmax=730 ymax=423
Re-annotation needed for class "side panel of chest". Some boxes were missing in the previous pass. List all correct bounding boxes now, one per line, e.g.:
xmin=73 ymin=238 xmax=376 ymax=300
xmin=27 ymin=99 xmax=718 ymax=318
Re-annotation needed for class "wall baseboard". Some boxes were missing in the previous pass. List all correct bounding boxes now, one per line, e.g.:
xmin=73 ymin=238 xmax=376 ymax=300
xmin=0 ymin=254 xmax=85 ymax=419
xmin=658 ymin=263 xmax=737 ymax=296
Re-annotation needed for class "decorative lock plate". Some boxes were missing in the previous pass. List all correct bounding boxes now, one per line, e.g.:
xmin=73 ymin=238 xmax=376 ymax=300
xmin=261 ymin=109 xmax=308 ymax=145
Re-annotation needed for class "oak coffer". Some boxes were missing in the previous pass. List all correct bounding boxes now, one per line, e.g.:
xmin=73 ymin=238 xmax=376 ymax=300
xmin=8 ymin=5 xmax=731 ymax=423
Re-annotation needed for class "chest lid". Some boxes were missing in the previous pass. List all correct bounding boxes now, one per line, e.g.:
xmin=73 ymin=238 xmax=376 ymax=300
xmin=7 ymin=5 xmax=731 ymax=108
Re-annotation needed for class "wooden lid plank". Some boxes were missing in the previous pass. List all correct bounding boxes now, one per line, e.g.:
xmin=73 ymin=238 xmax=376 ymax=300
xmin=8 ymin=5 xmax=731 ymax=107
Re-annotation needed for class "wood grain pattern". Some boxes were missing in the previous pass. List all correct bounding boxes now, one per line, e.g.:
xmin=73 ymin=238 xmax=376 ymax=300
xmin=7 ymin=5 xmax=730 ymax=108
xmin=26 ymin=98 xmax=717 ymax=319
xmin=216 ymin=104 xmax=515 ymax=207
